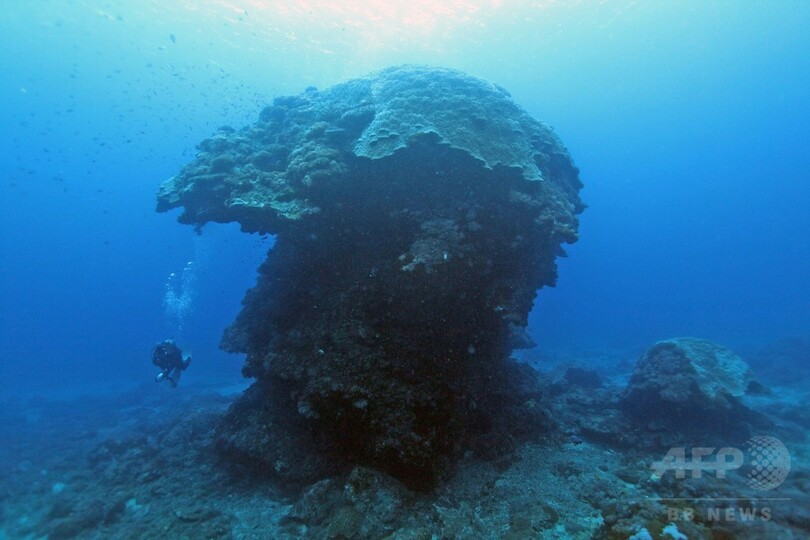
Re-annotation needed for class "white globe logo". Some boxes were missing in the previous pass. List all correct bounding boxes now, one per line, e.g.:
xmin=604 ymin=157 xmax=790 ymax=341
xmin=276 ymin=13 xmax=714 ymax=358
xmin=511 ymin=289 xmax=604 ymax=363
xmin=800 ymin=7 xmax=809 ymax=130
xmin=745 ymin=436 xmax=790 ymax=490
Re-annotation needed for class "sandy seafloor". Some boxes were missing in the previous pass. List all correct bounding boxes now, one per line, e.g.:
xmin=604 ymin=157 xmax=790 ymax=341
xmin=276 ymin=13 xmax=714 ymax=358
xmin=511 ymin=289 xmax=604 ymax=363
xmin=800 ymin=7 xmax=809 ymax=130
xmin=1 ymin=353 xmax=808 ymax=540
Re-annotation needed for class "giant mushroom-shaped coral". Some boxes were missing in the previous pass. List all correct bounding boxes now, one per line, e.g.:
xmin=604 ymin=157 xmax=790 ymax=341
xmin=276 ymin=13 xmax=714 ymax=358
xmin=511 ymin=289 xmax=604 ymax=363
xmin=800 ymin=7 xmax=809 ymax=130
xmin=157 ymin=66 xmax=584 ymax=489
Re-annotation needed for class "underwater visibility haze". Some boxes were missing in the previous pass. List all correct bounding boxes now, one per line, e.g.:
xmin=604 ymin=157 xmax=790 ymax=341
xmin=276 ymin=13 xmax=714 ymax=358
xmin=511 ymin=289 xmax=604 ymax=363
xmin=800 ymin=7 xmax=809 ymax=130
xmin=1 ymin=1 xmax=809 ymax=538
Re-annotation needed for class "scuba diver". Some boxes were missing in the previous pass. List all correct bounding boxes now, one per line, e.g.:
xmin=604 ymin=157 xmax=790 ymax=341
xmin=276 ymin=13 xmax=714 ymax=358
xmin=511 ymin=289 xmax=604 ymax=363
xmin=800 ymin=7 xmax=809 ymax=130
xmin=151 ymin=339 xmax=191 ymax=387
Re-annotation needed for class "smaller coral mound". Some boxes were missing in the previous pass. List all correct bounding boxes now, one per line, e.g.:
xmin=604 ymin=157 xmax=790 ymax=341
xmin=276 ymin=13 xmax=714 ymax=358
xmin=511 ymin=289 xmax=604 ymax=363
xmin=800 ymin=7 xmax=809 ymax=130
xmin=621 ymin=337 xmax=766 ymax=440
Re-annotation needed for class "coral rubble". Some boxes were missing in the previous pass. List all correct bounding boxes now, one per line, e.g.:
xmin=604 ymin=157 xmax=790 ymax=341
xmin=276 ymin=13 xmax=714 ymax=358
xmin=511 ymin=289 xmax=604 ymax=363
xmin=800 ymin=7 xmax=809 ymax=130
xmin=4 ymin=375 xmax=809 ymax=539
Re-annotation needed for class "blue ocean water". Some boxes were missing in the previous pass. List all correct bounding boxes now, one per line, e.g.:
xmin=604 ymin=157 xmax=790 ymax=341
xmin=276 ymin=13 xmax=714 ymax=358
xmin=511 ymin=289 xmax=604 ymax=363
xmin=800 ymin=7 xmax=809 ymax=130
xmin=2 ymin=3 xmax=810 ymax=538
xmin=0 ymin=1 xmax=808 ymax=395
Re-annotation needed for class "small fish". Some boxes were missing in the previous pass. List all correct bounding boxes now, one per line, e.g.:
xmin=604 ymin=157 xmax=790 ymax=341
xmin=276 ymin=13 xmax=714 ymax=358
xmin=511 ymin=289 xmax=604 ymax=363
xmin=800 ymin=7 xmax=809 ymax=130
xmin=169 ymin=33 xmax=176 ymax=43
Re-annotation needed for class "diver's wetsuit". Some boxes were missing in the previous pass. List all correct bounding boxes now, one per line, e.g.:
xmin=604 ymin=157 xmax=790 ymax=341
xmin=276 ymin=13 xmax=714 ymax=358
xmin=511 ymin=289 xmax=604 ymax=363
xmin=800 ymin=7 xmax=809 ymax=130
xmin=152 ymin=340 xmax=191 ymax=387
